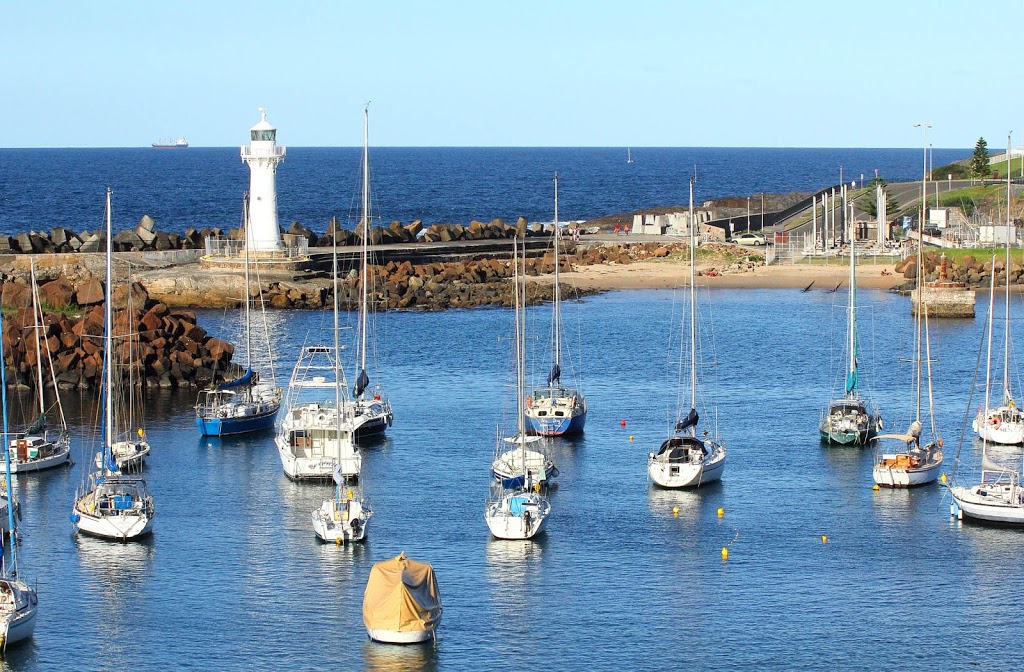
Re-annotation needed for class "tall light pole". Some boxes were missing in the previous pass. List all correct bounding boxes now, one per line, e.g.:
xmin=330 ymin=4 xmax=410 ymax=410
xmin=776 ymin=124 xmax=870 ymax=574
xmin=746 ymin=196 xmax=750 ymax=232
xmin=929 ymin=143 xmax=933 ymax=182
xmin=914 ymin=123 xmax=931 ymax=232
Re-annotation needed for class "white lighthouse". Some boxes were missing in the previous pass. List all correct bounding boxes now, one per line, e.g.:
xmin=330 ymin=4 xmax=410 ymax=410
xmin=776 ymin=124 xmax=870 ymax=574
xmin=240 ymin=106 xmax=286 ymax=252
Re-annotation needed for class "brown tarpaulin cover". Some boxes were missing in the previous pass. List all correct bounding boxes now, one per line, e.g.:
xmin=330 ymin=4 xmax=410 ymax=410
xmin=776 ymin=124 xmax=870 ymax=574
xmin=362 ymin=552 xmax=442 ymax=633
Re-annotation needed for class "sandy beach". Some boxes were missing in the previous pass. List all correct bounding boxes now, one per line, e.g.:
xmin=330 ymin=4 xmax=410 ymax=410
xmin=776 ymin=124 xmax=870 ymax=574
xmin=551 ymin=259 xmax=906 ymax=291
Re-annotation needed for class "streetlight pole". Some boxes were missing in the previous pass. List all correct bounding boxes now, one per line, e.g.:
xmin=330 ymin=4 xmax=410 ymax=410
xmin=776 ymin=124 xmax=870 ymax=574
xmin=914 ymin=123 xmax=931 ymax=233
xmin=746 ymin=196 xmax=750 ymax=232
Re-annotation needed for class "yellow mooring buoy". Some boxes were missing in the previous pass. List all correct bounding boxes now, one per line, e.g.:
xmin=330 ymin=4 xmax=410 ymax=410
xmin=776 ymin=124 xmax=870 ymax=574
xmin=672 ymin=506 xmax=680 ymax=516
xmin=717 ymin=507 xmax=724 ymax=518
xmin=821 ymin=535 xmax=828 ymax=544
xmin=872 ymin=484 xmax=880 ymax=491
xmin=721 ymin=547 xmax=729 ymax=560
xmin=940 ymin=473 xmax=947 ymax=484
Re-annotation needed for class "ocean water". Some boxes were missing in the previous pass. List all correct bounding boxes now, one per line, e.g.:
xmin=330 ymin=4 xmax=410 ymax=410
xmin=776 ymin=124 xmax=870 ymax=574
xmin=0 ymin=147 xmax=968 ymax=236
xmin=2 ymin=286 xmax=1022 ymax=670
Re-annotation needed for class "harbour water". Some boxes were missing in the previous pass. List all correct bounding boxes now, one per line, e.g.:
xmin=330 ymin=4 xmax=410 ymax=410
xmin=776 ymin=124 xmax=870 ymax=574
xmin=3 ymin=286 xmax=1021 ymax=670
xmin=0 ymin=147 xmax=969 ymax=235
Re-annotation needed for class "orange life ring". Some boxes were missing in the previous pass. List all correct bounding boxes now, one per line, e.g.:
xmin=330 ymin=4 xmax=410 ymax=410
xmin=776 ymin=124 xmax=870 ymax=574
xmin=990 ymin=416 xmax=1002 ymax=429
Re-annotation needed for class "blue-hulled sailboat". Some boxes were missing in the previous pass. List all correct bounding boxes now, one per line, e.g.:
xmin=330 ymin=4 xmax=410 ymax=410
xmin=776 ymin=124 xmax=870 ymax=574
xmin=525 ymin=173 xmax=587 ymax=436
xmin=196 ymin=194 xmax=282 ymax=436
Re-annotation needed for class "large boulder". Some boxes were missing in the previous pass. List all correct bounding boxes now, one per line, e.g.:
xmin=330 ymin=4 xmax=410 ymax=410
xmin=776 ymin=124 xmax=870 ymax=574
xmin=39 ymin=277 xmax=75 ymax=308
xmin=75 ymin=279 xmax=105 ymax=306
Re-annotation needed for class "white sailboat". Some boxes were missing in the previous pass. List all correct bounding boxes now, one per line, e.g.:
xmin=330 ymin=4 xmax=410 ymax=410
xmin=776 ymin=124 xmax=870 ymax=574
xmin=627 ymin=147 xmax=633 ymax=164
xmin=94 ymin=260 xmax=150 ymax=472
xmin=525 ymin=172 xmax=587 ymax=437
xmin=349 ymin=104 xmax=393 ymax=441
xmin=819 ymin=223 xmax=881 ymax=445
xmin=277 ymin=195 xmax=360 ymax=481
xmin=0 ymin=309 xmax=37 ymax=647
xmin=195 ymin=194 xmax=282 ymax=436
xmin=950 ymin=260 xmax=1024 ymax=523
xmin=486 ymin=238 xmax=551 ymax=540
xmin=7 ymin=259 xmax=72 ymax=473
xmin=972 ymin=142 xmax=1024 ymax=444
xmin=72 ymin=188 xmax=155 ymax=541
xmin=648 ymin=177 xmax=726 ymax=488
xmin=311 ymin=467 xmax=372 ymax=544
xmin=872 ymin=155 xmax=942 ymax=488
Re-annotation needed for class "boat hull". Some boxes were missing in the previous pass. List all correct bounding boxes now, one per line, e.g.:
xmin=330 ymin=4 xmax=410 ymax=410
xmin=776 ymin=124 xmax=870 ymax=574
xmin=275 ymin=436 xmax=360 ymax=481
xmin=73 ymin=510 xmax=153 ymax=541
xmin=648 ymin=447 xmax=726 ymax=489
xmin=972 ymin=411 xmax=1024 ymax=445
xmin=872 ymin=452 xmax=943 ymax=488
xmin=485 ymin=508 xmax=548 ymax=540
xmin=9 ymin=444 xmax=71 ymax=473
xmin=366 ymin=627 xmax=437 ymax=644
xmin=525 ymin=408 xmax=586 ymax=437
xmin=950 ymin=484 xmax=1024 ymax=524
xmin=0 ymin=581 xmax=37 ymax=648
xmin=196 ymin=406 xmax=279 ymax=436
xmin=311 ymin=500 xmax=370 ymax=543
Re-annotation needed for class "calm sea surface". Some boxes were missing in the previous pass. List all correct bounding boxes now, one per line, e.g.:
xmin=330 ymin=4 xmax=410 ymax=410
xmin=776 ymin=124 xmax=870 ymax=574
xmin=0 ymin=286 xmax=1021 ymax=670
xmin=0 ymin=147 xmax=968 ymax=235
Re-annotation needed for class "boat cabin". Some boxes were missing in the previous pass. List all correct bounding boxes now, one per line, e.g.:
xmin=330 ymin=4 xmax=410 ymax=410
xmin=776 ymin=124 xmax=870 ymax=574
xmin=656 ymin=436 xmax=708 ymax=462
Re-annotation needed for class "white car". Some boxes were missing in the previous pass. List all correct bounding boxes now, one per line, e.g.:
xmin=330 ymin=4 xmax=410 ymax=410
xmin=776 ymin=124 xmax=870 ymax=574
xmin=729 ymin=232 xmax=767 ymax=246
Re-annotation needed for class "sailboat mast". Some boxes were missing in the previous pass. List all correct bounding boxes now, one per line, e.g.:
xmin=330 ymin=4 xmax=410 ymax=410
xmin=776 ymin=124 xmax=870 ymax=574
xmin=1005 ymin=132 xmax=1012 ymax=404
xmin=515 ymin=239 xmax=527 ymax=445
xmin=0 ymin=282 xmax=16 ymax=576
xmin=984 ymin=262 xmax=996 ymax=432
xmin=359 ymin=104 xmax=370 ymax=390
xmin=552 ymin=172 xmax=561 ymax=385
xmin=104 ymin=187 xmax=114 ymax=450
xmin=848 ymin=225 xmax=857 ymax=396
xmin=332 ymin=200 xmax=342 ymax=422
xmin=243 ymin=194 xmax=252 ymax=371
xmin=29 ymin=260 xmax=46 ymax=417
xmin=689 ymin=178 xmax=697 ymax=412
xmin=915 ymin=131 xmax=928 ymax=423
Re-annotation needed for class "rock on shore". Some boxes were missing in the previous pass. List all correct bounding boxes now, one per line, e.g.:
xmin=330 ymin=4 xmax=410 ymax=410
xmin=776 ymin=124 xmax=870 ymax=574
xmin=0 ymin=276 xmax=239 ymax=390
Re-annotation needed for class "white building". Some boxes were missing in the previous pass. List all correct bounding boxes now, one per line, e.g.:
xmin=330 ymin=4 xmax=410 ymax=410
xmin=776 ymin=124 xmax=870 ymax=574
xmin=631 ymin=209 xmax=716 ymax=236
xmin=240 ymin=107 xmax=286 ymax=252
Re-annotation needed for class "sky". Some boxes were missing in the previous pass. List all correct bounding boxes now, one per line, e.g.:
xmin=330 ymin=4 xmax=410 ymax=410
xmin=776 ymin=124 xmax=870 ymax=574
xmin=2 ymin=0 xmax=1020 ymax=148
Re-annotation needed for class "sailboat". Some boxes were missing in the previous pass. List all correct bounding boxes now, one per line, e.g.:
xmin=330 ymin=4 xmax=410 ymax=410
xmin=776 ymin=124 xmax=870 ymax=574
xmin=363 ymin=552 xmax=442 ymax=644
xmin=0 ymin=304 xmax=37 ymax=647
xmin=950 ymin=265 xmax=1024 ymax=523
xmin=349 ymin=104 xmax=393 ymax=441
xmin=276 ymin=193 xmax=360 ymax=481
xmin=648 ymin=177 xmax=727 ymax=488
xmin=72 ymin=188 xmax=155 ymax=540
xmin=195 ymin=194 xmax=282 ymax=436
xmin=871 ymin=159 xmax=943 ymax=488
xmin=311 ymin=470 xmax=372 ymax=544
xmin=972 ymin=145 xmax=1024 ymax=444
xmin=7 ymin=259 xmax=72 ymax=472
xmin=525 ymin=173 xmax=587 ymax=437
xmin=627 ymin=147 xmax=633 ymax=164
xmin=485 ymin=238 xmax=552 ymax=540
xmin=96 ymin=260 xmax=150 ymax=473
xmin=819 ymin=232 xmax=881 ymax=445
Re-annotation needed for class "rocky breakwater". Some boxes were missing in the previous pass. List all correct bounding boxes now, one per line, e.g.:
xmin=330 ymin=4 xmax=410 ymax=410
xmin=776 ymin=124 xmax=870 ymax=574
xmin=0 ymin=275 xmax=239 ymax=390
xmin=141 ymin=241 xmax=686 ymax=311
xmin=0 ymin=213 xmax=558 ymax=256
xmin=894 ymin=252 xmax=1024 ymax=288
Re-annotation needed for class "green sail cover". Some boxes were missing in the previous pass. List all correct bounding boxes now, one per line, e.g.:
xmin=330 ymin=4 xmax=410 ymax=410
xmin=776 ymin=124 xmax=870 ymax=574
xmin=26 ymin=414 xmax=45 ymax=435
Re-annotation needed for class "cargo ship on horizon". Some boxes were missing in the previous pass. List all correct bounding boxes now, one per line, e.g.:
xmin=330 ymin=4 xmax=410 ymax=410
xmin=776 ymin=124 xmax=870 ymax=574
xmin=151 ymin=137 xmax=189 ymax=149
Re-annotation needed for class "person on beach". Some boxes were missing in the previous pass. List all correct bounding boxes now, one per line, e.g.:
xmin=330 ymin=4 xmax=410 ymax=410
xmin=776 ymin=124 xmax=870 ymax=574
xmin=623 ymin=223 xmax=630 ymax=235
xmin=613 ymin=224 xmax=620 ymax=235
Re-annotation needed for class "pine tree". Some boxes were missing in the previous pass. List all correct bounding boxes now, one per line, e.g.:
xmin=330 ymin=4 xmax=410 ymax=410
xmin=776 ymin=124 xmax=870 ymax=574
xmin=970 ymin=137 xmax=991 ymax=179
